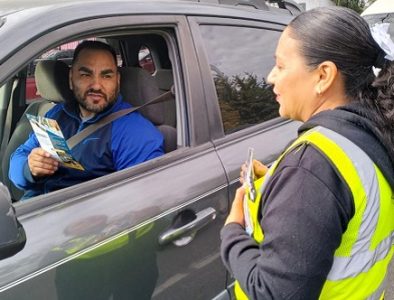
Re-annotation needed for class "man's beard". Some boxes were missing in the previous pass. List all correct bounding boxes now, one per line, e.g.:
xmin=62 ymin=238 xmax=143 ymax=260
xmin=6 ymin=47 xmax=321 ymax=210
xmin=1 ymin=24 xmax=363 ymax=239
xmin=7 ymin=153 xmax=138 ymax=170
xmin=74 ymin=87 xmax=118 ymax=114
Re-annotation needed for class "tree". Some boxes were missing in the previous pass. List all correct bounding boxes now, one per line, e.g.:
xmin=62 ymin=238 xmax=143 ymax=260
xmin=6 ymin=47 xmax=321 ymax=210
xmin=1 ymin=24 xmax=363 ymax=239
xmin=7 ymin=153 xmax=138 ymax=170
xmin=335 ymin=0 xmax=366 ymax=13
xmin=214 ymin=73 xmax=279 ymax=133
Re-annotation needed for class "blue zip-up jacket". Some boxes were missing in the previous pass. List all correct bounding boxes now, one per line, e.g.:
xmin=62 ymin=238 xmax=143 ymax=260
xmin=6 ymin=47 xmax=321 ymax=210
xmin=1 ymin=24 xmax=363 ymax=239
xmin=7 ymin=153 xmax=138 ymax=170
xmin=9 ymin=95 xmax=164 ymax=199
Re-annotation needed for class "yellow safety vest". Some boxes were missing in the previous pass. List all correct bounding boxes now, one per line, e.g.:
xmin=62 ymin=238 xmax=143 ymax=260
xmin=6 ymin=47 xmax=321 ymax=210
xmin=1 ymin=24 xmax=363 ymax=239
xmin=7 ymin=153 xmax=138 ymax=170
xmin=235 ymin=126 xmax=394 ymax=300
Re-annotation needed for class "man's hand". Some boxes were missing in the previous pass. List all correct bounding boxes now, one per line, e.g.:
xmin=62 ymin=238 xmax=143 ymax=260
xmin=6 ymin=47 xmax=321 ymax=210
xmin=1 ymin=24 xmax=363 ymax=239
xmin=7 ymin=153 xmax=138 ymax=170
xmin=239 ymin=159 xmax=268 ymax=184
xmin=28 ymin=148 xmax=59 ymax=177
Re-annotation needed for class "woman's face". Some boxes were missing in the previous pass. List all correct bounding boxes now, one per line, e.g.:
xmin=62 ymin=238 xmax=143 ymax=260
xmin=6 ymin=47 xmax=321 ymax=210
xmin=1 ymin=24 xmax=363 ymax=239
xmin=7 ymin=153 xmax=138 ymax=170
xmin=267 ymin=27 xmax=320 ymax=122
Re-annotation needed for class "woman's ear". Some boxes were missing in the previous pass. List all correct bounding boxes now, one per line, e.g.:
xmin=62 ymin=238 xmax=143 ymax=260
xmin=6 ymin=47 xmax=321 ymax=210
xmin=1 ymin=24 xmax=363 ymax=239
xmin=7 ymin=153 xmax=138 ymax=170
xmin=315 ymin=61 xmax=338 ymax=95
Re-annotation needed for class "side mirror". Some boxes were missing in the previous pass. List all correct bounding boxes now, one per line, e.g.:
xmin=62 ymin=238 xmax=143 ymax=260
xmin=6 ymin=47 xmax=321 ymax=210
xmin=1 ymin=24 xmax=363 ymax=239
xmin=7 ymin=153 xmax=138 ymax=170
xmin=0 ymin=183 xmax=26 ymax=259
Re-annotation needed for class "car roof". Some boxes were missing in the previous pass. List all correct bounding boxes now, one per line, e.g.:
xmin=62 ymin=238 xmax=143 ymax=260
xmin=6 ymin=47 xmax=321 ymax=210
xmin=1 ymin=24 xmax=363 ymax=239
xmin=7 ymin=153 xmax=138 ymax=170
xmin=0 ymin=0 xmax=294 ymax=77
xmin=0 ymin=0 xmax=294 ymax=18
xmin=0 ymin=0 xmax=293 ymax=56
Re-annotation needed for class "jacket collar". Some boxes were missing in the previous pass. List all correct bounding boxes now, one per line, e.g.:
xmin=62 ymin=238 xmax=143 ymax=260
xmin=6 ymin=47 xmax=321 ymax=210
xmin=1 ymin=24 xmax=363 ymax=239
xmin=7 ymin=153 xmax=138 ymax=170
xmin=300 ymin=103 xmax=394 ymax=188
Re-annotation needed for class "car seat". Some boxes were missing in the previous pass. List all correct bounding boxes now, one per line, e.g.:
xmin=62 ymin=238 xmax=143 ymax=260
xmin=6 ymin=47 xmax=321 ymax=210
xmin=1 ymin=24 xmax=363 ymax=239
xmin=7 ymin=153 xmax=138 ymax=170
xmin=153 ymin=68 xmax=176 ymax=129
xmin=154 ymin=69 xmax=173 ymax=92
xmin=119 ymin=67 xmax=177 ymax=153
xmin=2 ymin=60 xmax=71 ymax=201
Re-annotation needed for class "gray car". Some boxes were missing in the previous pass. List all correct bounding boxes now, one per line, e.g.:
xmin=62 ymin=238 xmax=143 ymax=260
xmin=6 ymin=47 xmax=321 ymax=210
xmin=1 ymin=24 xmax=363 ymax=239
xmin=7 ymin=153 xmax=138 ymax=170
xmin=0 ymin=0 xmax=301 ymax=299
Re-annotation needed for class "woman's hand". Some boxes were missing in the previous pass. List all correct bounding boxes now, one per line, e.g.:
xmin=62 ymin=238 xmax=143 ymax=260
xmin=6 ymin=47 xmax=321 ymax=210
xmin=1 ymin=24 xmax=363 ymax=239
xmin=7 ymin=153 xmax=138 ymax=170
xmin=225 ymin=187 xmax=245 ymax=226
xmin=239 ymin=159 xmax=268 ymax=184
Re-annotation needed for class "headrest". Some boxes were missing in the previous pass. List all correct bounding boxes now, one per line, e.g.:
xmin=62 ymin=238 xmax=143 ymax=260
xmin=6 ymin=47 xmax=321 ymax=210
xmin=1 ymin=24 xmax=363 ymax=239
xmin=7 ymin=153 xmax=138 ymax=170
xmin=119 ymin=67 xmax=165 ymax=125
xmin=34 ymin=60 xmax=72 ymax=103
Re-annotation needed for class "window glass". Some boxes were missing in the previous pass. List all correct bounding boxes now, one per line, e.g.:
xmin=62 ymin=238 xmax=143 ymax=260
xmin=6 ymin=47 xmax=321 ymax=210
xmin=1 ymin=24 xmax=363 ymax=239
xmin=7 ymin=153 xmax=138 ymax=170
xmin=199 ymin=25 xmax=281 ymax=134
xmin=138 ymin=46 xmax=155 ymax=74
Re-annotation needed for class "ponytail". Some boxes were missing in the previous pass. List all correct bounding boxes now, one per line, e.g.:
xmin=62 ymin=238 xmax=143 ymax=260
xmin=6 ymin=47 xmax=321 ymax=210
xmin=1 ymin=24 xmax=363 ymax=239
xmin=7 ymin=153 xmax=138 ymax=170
xmin=358 ymin=60 xmax=394 ymax=159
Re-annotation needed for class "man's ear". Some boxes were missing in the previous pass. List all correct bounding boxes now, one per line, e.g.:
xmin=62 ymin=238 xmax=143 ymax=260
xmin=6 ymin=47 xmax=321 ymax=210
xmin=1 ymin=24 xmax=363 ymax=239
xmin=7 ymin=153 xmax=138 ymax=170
xmin=69 ymin=69 xmax=73 ymax=90
xmin=316 ymin=61 xmax=338 ymax=95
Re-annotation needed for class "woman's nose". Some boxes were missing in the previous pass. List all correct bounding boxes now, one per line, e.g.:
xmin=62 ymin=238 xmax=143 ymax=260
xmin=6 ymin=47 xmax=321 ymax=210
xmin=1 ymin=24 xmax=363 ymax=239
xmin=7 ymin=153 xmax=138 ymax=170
xmin=267 ymin=67 xmax=276 ymax=85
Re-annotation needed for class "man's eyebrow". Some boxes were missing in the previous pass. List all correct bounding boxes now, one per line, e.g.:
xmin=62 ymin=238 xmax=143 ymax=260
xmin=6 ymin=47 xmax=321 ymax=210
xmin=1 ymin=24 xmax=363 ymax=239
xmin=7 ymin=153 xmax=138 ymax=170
xmin=77 ymin=66 xmax=116 ymax=75
xmin=101 ymin=69 xmax=115 ymax=75
xmin=78 ymin=66 xmax=93 ymax=74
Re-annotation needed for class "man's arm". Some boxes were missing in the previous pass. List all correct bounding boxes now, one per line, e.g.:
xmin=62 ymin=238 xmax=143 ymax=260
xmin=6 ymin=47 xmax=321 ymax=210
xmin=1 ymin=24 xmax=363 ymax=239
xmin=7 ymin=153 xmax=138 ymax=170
xmin=111 ymin=113 xmax=164 ymax=170
xmin=9 ymin=104 xmax=64 ymax=190
xmin=9 ymin=133 xmax=59 ymax=190
xmin=9 ymin=132 xmax=41 ymax=189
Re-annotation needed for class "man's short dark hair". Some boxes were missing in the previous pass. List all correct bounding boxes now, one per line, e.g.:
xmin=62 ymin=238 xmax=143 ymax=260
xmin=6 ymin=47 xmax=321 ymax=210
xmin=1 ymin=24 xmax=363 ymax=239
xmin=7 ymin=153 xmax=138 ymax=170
xmin=72 ymin=40 xmax=117 ymax=66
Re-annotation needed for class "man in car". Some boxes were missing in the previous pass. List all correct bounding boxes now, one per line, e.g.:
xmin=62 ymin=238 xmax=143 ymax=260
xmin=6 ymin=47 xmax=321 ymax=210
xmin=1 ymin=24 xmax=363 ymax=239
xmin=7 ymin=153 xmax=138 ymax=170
xmin=9 ymin=41 xmax=164 ymax=199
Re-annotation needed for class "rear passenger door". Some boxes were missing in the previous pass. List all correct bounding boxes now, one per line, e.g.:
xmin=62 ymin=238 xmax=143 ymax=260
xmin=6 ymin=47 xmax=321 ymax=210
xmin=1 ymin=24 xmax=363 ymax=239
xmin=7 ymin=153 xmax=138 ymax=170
xmin=189 ymin=15 xmax=301 ymax=294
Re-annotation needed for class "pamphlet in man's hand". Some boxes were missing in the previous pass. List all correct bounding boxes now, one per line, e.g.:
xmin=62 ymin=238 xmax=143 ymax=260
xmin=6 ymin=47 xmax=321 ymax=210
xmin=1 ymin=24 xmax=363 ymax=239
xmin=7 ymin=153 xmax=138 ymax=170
xmin=27 ymin=114 xmax=84 ymax=170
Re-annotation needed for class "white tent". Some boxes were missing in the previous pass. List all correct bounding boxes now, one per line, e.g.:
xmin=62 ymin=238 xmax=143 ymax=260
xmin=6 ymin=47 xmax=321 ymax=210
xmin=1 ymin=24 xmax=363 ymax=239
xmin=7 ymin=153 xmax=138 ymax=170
xmin=362 ymin=0 xmax=394 ymax=40
xmin=362 ymin=0 xmax=394 ymax=16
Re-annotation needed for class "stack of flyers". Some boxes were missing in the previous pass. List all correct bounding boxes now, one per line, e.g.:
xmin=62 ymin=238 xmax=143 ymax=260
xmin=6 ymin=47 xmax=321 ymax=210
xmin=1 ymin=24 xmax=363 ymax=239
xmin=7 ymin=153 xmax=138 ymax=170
xmin=27 ymin=114 xmax=84 ymax=171
xmin=243 ymin=147 xmax=256 ymax=236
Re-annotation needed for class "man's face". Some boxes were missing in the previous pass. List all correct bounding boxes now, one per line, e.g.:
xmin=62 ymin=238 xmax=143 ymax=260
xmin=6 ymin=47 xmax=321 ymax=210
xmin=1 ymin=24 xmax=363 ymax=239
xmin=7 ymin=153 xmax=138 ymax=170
xmin=69 ymin=48 xmax=120 ymax=117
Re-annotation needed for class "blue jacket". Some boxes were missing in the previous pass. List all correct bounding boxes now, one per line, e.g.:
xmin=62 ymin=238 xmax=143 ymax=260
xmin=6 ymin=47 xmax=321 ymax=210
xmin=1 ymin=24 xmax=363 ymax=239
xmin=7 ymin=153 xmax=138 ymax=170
xmin=9 ymin=95 xmax=164 ymax=198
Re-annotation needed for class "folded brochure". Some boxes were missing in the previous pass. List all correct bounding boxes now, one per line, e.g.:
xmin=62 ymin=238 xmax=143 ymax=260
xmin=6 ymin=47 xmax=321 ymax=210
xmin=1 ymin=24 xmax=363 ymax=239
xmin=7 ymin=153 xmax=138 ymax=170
xmin=27 ymin=114 xmax=84 ymax=170
xmin=243 ymin=147 xmax=255 ymax=236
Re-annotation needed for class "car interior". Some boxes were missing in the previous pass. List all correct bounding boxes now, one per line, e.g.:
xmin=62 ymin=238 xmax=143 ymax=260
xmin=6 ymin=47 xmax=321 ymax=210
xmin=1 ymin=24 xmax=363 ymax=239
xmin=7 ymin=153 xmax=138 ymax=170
xmin=0 ymin=31 xmax=177 ymax=202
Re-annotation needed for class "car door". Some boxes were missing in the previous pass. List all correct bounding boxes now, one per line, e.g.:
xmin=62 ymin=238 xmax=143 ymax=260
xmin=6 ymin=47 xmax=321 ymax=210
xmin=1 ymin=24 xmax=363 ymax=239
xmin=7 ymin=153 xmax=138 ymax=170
xmin=0 ymin=7 xmax=228 ymax=300
xmin=188 ymin=15 xmax=301 ymax=296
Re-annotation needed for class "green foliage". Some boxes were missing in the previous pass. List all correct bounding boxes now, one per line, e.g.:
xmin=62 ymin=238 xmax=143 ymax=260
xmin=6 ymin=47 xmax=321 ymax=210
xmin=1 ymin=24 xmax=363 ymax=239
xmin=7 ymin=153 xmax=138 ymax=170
xmin=214 ymin=73 xmax=279 ymax=133
xmin=335 ymin=0 xmax=366 ymax=13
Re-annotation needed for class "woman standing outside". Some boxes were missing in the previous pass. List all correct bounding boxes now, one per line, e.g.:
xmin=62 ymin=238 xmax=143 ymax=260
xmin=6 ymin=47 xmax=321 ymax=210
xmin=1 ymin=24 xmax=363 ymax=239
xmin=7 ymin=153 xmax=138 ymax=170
xmin=221 ymin=7 xmax=394 ymax=300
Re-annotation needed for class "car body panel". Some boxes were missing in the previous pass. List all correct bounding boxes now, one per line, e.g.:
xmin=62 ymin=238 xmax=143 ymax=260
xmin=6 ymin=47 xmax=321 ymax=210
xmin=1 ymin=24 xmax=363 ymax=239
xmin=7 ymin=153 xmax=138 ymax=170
xmin=1 ymin=144 xmax=228 ymax=299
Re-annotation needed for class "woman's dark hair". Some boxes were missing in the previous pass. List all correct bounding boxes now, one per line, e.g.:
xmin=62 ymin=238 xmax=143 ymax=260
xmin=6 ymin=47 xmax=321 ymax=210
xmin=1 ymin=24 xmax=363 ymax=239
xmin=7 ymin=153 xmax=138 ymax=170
xmin=288 ymin=6 xmax=393 ymax=158
xmin=289 ymin=7 xmax=394 ymax=157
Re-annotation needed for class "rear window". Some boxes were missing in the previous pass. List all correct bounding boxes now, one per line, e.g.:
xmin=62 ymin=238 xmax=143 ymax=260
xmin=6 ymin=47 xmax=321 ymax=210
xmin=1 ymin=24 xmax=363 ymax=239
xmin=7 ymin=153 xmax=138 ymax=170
xmin=199 ymin=25 xmax=280 ymax=134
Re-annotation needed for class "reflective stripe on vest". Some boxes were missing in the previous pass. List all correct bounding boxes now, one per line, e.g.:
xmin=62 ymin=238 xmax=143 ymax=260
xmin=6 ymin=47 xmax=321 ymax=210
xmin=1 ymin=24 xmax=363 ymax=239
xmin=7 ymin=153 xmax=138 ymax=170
xmin=234 ymin=126 xmax=394 ymax=300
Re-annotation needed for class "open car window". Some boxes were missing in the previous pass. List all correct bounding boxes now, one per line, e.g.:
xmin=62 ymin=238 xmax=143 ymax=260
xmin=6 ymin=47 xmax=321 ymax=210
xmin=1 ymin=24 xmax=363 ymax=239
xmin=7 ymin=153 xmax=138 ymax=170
xmin=0 ymin=31 xmax=178 ymax=203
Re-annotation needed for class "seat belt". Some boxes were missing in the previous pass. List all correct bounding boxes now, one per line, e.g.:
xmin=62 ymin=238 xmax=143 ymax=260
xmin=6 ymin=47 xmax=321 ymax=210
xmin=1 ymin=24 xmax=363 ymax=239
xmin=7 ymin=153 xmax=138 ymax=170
xmin=67 ymin=88 xmax=174 ymax=149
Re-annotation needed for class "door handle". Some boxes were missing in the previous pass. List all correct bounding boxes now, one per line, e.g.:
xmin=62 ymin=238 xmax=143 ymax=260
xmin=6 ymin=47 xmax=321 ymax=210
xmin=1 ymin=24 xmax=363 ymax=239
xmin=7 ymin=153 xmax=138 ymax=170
xmin=158 ymin=207 xmax=216 ymax=245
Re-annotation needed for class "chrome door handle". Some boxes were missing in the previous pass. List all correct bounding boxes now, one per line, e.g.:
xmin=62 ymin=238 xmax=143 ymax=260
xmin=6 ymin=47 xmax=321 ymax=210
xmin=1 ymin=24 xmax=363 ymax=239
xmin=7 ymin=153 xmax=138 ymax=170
xmin=158 ymin=207 xmax=216 ymax=245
